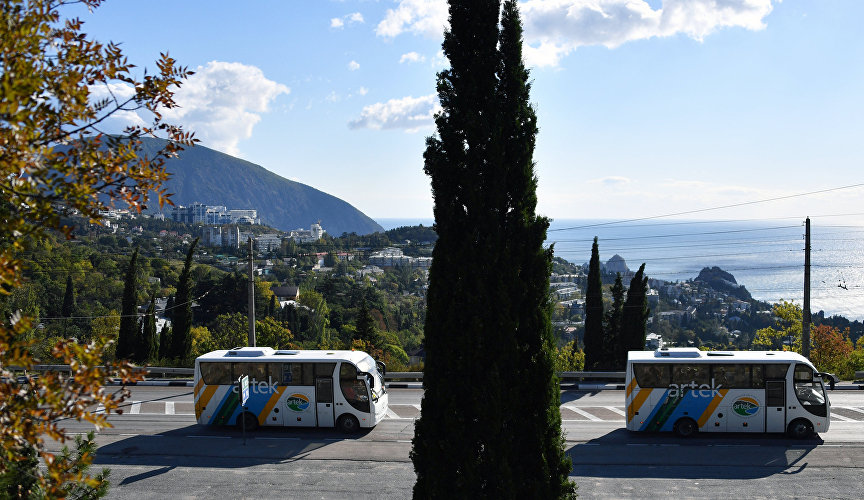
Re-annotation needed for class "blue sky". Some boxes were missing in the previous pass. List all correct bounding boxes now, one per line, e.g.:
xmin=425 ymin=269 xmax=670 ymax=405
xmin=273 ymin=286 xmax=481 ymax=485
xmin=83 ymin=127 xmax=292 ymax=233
xmin=79 ymin=0 xmax=864 ymax=223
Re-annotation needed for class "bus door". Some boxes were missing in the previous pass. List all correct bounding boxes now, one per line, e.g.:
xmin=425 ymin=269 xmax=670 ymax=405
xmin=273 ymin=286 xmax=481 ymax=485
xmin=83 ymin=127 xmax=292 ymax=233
xmin=765 ymin=380 xmax=786 ymax=433
xmin=316 ymin=377 xmax=335 ymax=427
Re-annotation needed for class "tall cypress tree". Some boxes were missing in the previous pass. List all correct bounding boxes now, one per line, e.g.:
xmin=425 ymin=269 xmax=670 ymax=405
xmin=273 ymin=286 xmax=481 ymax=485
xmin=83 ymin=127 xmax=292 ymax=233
xmin=411 ymin=1 xmax=574 ymax=497
xmin=603 ymin=272 xmax=625 ymax=369
xmin=158 ymin=324 xmax=172 ymax=360
xmin=621 ymin=263 xmax=650 ymax=361
xmin=171 ymin=238 xmax=198 ymax=360
xmin=117 ymin=248 xmax=139 ymax=360
xmin=355 ymin=296 xmax=377 ymax=346
xmin=61 ymin=275 xmax=76 ymax=318
xmin=139 ymin=295 xmax=158 ymax=363
xmin=584 ymin=237 xmax=603 ymax=370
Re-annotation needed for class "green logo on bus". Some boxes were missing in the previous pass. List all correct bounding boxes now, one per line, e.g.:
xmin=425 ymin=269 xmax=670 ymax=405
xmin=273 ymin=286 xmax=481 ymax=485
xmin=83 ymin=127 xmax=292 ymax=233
xmin=732 ymin=397 xmax=759 ymax=417
xmin=286 ymin=393 xmax=310 ymax=412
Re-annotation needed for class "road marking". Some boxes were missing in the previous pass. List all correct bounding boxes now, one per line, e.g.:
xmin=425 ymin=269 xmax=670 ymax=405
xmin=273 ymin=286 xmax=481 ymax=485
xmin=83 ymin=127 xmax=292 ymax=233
xmin=386 ymin=409 xmax=401 ymax=420
xmin=837 ymin=406 xmax=864 ymax=415
xmin=129 ymin=401 xmax=141 ymax=415
xmin=563 ymin=406 xmax=602 ymax=421
xmin=165 ymin=402 xmax=175 ymax=415
xmin=830 ymin=413 xmax=855 ymax=422
xmin=604 ymin=406 xmax=626 ymax=417
xmin=412 ymin=404 xmax=421 ymax=410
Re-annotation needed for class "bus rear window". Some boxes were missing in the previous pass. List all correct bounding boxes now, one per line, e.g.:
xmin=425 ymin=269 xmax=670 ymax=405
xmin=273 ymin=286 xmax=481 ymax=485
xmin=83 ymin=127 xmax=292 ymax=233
xmin=199 ymin=362 xmax=232 ymax=385
xmin=633 ymin=364 xmax=670 ymax=388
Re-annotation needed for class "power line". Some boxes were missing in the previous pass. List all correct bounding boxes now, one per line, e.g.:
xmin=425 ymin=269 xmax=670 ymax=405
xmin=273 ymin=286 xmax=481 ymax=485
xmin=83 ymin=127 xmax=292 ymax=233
xmin=548 ymin=182 xmax=864 ymax=232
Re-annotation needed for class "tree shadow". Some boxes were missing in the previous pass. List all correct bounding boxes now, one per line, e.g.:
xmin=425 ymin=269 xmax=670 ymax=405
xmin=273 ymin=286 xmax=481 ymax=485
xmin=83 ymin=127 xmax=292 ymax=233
xmin=566 ymin=429 xmax=824 ymax=480
xmin=94 ymin=424 xmax=375 ymax=469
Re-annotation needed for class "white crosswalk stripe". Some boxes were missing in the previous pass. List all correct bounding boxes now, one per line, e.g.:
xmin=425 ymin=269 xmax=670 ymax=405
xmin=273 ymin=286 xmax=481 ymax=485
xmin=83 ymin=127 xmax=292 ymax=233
xmin=562 ymin=405 xmax=602 ymax=421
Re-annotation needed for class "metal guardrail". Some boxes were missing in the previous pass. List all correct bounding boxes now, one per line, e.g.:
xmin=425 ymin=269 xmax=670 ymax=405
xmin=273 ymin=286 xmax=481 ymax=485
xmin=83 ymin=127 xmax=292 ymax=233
xmin=16 ymin=366 xmax=627 ymax=383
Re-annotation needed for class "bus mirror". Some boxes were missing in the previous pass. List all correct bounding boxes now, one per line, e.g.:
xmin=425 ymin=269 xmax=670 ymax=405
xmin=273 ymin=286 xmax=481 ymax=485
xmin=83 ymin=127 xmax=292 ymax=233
xmin=376 ymin=360 xmax=386 ymax=376
xmin=358 ymin=372 xmax=374 ymax=388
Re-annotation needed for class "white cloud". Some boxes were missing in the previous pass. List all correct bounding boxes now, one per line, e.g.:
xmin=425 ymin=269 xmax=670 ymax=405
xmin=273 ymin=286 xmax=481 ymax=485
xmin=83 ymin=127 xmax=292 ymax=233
xmin=399 ymin=51 xmax=426 ymax=64
xmin=348 ymin=93 xmax=440 ymax=132
xmin=376 ymin=0 xmax=448 ymax=38
xmin=591 ymin=176 xmax=631 ymax=186
xmin=332 ymin=12 xmax=365 ymax=29
xmin=162 ymin=61 xmax=289 ymax=155
xmin=521 ymin=0 xmax=776 ymax=66
xmin=375 ymin=0 xmax=778 ymax=67
xmin=348 ymin=60 xmax=361 ymax=71
xmin=357 ymin=86 xmax=369 ymax=96
xmin=87 ymin=63 xmax=289 ymax=155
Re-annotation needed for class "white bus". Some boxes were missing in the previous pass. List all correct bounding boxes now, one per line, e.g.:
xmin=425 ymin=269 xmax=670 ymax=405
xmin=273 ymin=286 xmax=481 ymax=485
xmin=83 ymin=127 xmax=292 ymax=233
xmin=626 ymin=348 xmax=830 ymax=438
xmin=194 ymin=347 xmax=388 ymax=433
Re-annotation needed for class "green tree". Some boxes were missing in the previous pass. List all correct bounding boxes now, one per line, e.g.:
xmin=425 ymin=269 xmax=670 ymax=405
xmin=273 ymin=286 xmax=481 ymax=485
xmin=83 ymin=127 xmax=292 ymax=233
xmin=139 ymin=295 xmax=158 ymax=363
xmin=298 ymin=289 xmax=332 ymax=348
xmin=158 ymin=323 xmax=172 ymax=360
xmin=0 ymin=0 xmax=198 ymax=467
xmin=411 ymin=1 xmax=574 ymax=497
xmin=754 ymin=301 xmax=802 ymax=351
xmin=354 ymin=296 xmax=378 ymax=346
xmin=171 ymin=238 xmax=198 ymax=360
xmin=584 ymin=236 xmax=604 ymax=370
xmin=61 ymin=275 xmax=76 ymax=319
xmin=620 ymin=263 xmax=649 ymax=366
xmin=117 ymin=248 xmax=139 ymax=360
xmin=603 ymin=272 xmax=624 ymax=369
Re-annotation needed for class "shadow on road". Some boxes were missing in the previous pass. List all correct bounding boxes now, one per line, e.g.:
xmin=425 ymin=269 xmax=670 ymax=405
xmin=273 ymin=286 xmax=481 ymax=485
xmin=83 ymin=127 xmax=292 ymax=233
xmin=566 ymin=429 xmax=824 ymax=479
xmin=94 ymin=424 xmax=376 ymax=468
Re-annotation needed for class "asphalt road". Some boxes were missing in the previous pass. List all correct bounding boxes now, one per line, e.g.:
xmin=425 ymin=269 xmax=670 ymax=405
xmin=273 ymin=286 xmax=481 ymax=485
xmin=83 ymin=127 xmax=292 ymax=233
xmin=49 ymin=387 xmax=864 ymax=499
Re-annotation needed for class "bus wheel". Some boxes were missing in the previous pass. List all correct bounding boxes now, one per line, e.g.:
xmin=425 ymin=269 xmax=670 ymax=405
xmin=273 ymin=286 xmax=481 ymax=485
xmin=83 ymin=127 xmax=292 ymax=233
xmin=674 ymin=418 xmax=698 ymax=438
xmin=337 ymin=414 xmax=360 ymax=433
xmin=237 ymin=412 xmax=258 ymax=432
xmin=787 ymin=419 xmax=813 ymax=439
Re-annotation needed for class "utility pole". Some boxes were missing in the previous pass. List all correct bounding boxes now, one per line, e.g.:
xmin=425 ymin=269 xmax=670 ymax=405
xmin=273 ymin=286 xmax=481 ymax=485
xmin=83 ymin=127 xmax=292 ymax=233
xmin=248 ymin=237 xmax=256 ymax=347
xmin=802 ymin=217 xmax=811 ymax=359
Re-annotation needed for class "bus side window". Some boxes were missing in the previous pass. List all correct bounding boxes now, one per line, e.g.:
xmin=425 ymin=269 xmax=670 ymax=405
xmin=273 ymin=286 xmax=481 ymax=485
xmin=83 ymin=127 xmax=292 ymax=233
xmin=301 ymin=363 xmax=315 ymax=386
xmin=764 ymin=364 xmax=789 ymax=380
xmin=282 ymin=363 xmax=302 ymax=385
xmin=712 ymin=364 xmax=749 ymax=388
xmin=751 ymin=365 xmax=764 ymax=388
xmin=315 ymin=363 xmax=336 ymax=378
xmin=672 ymin=364 xmax=709 ymax=386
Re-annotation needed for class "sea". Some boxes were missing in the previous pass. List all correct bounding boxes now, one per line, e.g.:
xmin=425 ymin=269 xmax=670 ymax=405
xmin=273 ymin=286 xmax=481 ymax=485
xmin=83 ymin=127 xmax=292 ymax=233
xmin=377 ymin=217 xmax=864 ymax=321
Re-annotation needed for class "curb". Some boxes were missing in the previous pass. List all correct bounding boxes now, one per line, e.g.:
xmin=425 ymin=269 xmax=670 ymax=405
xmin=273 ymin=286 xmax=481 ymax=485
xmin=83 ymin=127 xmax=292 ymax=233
xmin=107 ymin=380 xmax=193 ymax=387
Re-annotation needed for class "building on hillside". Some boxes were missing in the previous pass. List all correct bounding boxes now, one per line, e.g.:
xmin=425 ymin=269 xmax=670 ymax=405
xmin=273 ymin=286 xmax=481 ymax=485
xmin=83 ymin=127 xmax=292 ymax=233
xmin=289 ymin=223 xmax=327 ymax=243
xmin=171 ymin=203 xmax=259 ymax=225
xmin=369 ymin=247 xmax=432 ymax=269
xmin=256 ymin=233 xmax=281 ymax=252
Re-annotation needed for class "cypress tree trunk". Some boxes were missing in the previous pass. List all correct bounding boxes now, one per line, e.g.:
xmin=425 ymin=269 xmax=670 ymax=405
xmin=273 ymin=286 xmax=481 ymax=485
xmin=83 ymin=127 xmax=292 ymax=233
xmin=622 ymin=263 xmax=649 ymax=359
xmin=171 ymin=238 xmax=198 ymax=360
xmin=584 ymin=237 xmax=604 ymax=370
xmin=117 ymin=248 xmax=139 ymax=360
xmin=411 ymin=1 xmax=574 ymax=497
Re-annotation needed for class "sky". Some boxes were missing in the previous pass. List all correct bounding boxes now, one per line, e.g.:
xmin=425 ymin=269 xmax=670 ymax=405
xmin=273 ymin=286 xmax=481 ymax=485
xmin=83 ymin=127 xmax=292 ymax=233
xmin=77 ymin=0 xmax=864 ymax=223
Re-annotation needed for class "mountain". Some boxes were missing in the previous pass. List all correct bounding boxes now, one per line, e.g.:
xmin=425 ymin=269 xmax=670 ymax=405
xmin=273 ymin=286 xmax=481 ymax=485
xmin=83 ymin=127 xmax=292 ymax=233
xmin=694 ymin=266 xmax=753 ymax=301
xmin=137 ymin=138 xmax=383 ymax=235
